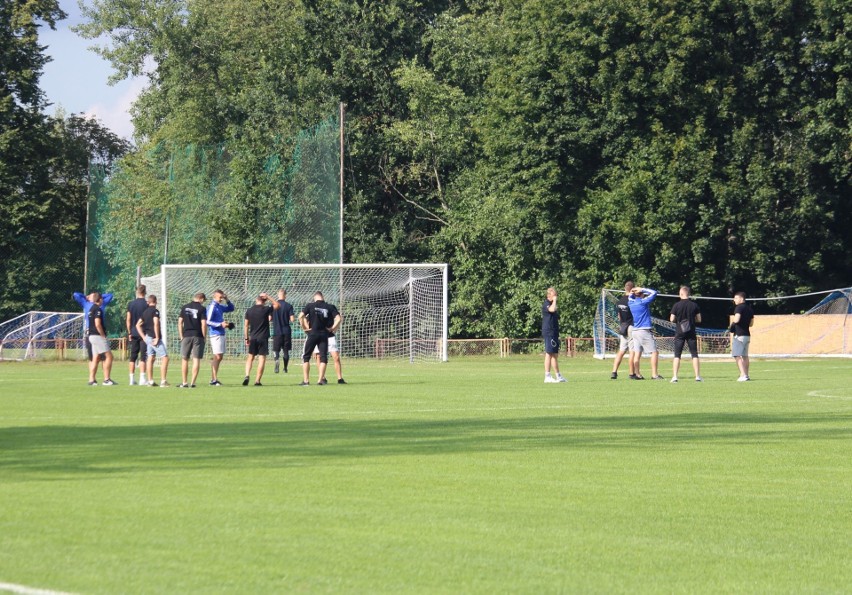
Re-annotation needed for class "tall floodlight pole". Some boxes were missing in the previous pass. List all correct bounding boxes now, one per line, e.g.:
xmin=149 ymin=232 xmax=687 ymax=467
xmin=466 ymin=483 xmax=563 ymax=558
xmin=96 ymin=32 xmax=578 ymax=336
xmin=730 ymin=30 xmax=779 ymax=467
xmin=339 ymin=102 xmax=346 ymax=316
xmin=339 ymin=102 xmax=345 ymax=266
xmin=83 ymin=158 xmax=91 ymax=294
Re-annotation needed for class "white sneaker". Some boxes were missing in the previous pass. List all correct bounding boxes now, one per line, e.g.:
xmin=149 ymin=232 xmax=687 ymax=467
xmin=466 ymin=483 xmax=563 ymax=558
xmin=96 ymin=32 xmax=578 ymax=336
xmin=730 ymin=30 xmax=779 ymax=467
xmin=160 ymin=380 xmax=170 ymax=387
xmin=544 ymin=376 xmax=557 ymax=383
xmin=129 ymin=377 xmax=136 ymax=386
xmin=147 ymin=380 xmax=156 ymax=387
xmin=556 ymin=375 xmax=567 ymax=382
xmin=737 ymin=376 xmax=749 ymax=382
xmin=695 ymin=377 xmax=703 ymax=382
xmin=140 ymin=375 xmax=148 ymax=385
xmin=670 ymin=377 xmax=678 ymax=383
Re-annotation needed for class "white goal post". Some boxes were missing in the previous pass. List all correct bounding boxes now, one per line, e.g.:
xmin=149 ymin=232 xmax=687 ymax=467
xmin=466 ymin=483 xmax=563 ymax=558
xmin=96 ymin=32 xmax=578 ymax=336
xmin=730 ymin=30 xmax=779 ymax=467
xmin=593 ymin=287 xmax=852 ymax=358
xmin=141 ymin=263 xmax=449 ymax=362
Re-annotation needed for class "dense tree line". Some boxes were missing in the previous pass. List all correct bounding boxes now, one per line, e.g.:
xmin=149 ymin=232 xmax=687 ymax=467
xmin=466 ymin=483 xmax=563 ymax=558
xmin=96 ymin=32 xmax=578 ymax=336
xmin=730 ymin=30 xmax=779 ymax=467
xmin=5 ymin=0 xmax=850 ymax=334
xmin=0 ymin=0 xmax=130 ymax=321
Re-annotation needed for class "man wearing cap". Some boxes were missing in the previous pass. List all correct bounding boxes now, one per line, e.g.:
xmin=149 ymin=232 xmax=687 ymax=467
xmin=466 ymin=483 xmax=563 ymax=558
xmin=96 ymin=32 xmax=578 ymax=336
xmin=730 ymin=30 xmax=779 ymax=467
xmin=178 ymin=292 xmax=207 ymax=388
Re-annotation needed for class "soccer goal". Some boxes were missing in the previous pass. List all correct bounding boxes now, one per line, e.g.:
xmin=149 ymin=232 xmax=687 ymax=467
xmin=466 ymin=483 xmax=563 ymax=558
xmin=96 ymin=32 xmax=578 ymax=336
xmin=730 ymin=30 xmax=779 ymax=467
xmin=593 ymin=287 xmax=852 ymax=359
xmin=0 ymin=311 xmax=85 ymax=361
xmin=141 ymin=264 xmax=448 ymax=362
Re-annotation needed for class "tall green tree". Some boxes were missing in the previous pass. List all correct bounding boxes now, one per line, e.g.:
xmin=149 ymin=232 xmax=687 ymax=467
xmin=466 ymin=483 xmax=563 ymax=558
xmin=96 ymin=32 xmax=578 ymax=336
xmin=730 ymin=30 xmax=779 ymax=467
xmin=1 ymin=0 xmax=63 ymax=318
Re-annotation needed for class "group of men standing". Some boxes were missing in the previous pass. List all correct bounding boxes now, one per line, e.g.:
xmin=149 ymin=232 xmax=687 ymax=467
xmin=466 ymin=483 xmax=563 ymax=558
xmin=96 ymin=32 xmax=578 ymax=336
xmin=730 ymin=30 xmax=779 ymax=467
xmin=80 ymin=286 xmax=346 ymax=387
xmin=609 ymin=282 xmax=755 ymax=382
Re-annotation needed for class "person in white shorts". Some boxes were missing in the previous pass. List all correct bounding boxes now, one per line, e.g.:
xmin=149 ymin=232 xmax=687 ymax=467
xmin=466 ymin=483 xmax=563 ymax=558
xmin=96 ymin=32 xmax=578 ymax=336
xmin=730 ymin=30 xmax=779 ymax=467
xmin=313 ymin=330 xmax=346 ymax=384
xmin=627 ymin=286 xmax=664 ymax=380
xmin=86 ymin=293 xmax=116 ymax=386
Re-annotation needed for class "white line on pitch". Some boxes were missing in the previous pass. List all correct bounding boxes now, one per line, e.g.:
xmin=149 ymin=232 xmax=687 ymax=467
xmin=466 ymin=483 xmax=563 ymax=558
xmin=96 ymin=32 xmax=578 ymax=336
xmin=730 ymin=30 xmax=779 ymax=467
xmin=0 ymin=582 xmax=76 ymax=595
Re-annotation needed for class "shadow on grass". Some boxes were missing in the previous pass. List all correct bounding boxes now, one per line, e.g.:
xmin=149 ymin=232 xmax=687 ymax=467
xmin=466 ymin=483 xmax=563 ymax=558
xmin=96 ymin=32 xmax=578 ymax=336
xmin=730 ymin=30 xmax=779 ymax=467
xmin=1 ymin=412 xmax=850 ymax=477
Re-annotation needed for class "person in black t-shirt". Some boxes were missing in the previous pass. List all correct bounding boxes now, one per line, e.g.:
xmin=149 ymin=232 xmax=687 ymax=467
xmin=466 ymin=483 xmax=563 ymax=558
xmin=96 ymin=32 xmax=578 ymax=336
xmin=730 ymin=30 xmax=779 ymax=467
xmin=669 ymin=285 xmax=703 ymax=383
xmin=541 ymin=287 xmax=566 ymax=383
xmin=272 ymin=289 xmax=296 ymax=374
xmin=298 ymin=291 xmax=341 ymax=386
xmin=137 ymin=294 xmax=170 ymax=387
xmin=611 ymin=281 xmax=636 ymax=380
xmin=178 ymin=293 xmax=207 ymax=387
xmin=730 ymin=291 xmax=755 ymax=381
xmin=126 ymin=284 xmax=148 ymax=385
xmin=243 ymin=292 xmax=280 ymax=386
xmin=86 ymin=293 xmax=116 ymax=386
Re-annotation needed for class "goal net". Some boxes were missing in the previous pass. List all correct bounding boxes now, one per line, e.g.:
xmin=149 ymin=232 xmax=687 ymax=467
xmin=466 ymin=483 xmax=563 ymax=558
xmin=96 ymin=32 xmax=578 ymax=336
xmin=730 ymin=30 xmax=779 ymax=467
xmin=0 ymin=312 xmax=85 ymax=361
xmin=141 ymin=264 xmax=448 ymax=362
xmin=593 ymin=287 xmax=852 ymax=358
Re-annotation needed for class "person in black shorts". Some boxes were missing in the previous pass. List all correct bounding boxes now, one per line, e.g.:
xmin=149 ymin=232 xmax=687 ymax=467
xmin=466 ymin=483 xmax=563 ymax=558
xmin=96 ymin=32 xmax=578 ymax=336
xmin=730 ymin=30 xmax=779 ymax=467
xmin=126 ymin=284 xmax=148 ymax=385
xmin=298 ymin=291 xmax=341 ymax=386
xmin=243 ymin=292 xmax=279 ymax=386
xmin=669 ymin=285 xmax=703 ymax=383
xmin=272 ymin=289 xmax=295 ymax=374
xmin=611 ymin=281 xmax=636 ymax=380
xmin=178 ymin=292 xmax=207 ymax=388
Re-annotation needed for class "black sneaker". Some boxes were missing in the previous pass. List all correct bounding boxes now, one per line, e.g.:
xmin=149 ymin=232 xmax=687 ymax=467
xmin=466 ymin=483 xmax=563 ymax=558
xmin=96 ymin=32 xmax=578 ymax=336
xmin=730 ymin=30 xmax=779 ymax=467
xmin=242 ymin=376 xmax=249 ymax=386
xmin=298 ymin=381 xmax=309 ymax=387
xmin=190 ymin=384 xmax=197 ymax=388
xmin=210 ymin=380 xmax=222 ymax=386
xmin=102 ymin=379 xmax=117 ymax=386
xmin=88 ymin=381 xmax=98 ymax=386
xmin=629 ymin=374 xmax=639 ymax=380
xmin=254 ymin=381 xmax=262 ymax=386
xmin=274 ymin=361 xmax=279 ymax=374
xmin=318 ymin=378 xmax=328 ymax=385
xmin=635 ymin=375 xmax=646 ymax=380
xmin=178 ymin=383 xmax=189 ymax=388
xmin=610 ymin=372 xmax=617 ymax=380
xmin=337 ymin=378 xmax=346 ymax=384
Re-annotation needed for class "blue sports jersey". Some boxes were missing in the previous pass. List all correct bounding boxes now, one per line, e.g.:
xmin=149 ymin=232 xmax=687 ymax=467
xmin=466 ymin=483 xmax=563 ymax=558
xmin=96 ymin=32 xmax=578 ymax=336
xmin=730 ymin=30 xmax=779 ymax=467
xmin=207 ymin=299 xmax=235 ymax=336
xmin=627 ymin=288 xmax=658 ymax=330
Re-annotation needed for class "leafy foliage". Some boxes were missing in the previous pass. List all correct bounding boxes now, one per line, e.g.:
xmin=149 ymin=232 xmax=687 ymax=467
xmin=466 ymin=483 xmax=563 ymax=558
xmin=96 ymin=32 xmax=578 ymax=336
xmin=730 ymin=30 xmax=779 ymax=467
xmin=11 ymin=0 xmax=849 ymax=335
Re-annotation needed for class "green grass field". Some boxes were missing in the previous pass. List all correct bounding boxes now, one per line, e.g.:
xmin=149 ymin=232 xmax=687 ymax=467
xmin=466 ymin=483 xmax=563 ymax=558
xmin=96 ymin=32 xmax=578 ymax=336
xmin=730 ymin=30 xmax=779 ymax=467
xmin=1 ymin=356 xmax=850 ymax=593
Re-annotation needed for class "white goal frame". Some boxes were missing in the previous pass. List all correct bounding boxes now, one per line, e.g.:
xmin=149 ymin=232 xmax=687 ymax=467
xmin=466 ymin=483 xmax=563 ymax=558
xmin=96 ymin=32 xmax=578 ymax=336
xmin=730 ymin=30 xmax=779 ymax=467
xmin=141 ymin=263 xmax=449 ymax=362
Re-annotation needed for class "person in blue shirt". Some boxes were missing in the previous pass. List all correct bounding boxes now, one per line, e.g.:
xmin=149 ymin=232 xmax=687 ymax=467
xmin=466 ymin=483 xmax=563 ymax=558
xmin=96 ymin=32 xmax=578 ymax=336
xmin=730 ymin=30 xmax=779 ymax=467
xmin=542 ymin=287 xmax=567 ymax=383
xmin=206 ymin=289 xmax=234 ymax=386
xmin=73 ymin=291 xmax=113 ymax=361
xmin=627 ymin=286 xmax=664 ymax=380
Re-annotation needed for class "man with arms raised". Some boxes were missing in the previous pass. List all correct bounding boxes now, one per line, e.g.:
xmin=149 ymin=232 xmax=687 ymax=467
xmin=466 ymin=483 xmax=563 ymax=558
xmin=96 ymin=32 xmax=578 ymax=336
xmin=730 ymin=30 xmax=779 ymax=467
xmin=628 ymin=286 xmax=664 ymax=380
xmin=137 ymin=294 xmax=170 ymax=387
xmin=730 ymin=291 xmax=755 ymax=381
xmin=86 ymin=293 xmax=116 ymax=385
xmin=669 ymin=285 xmax=703 ymax=383
xmin=299 ymin=291 xmax=341 ymax=386
xmin=542 ymin=287 xmax=567 ymax=383
xmin=178 ymin=292 xmax=207 ymax=388
xmin=272 ymin=289 xmax=295 ymax=374
xmin=207 ymin=289 xmax=235 ymax=386
xmin=126 ymin=284 xmax=148 ymax=386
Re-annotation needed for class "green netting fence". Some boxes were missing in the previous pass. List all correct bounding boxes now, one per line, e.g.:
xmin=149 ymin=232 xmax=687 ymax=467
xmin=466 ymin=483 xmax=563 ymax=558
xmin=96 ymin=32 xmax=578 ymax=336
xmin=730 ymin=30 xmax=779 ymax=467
xmin=86 ymin=113 xmax=341 ymax=334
